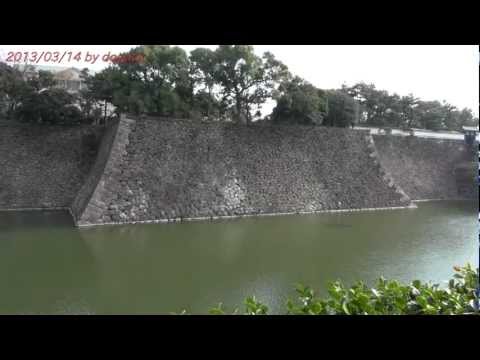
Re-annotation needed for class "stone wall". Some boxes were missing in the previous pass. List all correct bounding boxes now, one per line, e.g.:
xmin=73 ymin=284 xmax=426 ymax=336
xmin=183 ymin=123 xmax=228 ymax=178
xmin=3 ymin=117 xmax=473 ymax=226
xmin=372 ymin=135 xmax=476 ymax=200
xmin=75 ymin=116 xmax=411 ymax=226
xmin=70 ymin=119 xmax=121 ymax=222
xmin=0 ymin=122 xmax=103 ymax=209
xmin=454 ymin=161 xmax=478 ymax=199
xmin=72 ymin=117 xmax=136 ymax=225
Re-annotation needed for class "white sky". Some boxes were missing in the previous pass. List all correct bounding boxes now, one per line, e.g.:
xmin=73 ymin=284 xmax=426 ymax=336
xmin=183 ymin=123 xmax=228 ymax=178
xmin=1 ymin=45 xmax=478 ymax=116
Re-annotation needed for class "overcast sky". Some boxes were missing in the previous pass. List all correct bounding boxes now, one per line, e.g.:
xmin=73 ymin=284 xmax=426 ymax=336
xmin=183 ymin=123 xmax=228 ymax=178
xmin=1 ymin=45 xmax=478 ymax=116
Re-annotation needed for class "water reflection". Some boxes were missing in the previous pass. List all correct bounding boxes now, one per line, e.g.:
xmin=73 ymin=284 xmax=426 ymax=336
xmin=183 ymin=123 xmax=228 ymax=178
xmin=0 ymin=211 xmax=99 ymax=314
xmin=0 ymin=201 xmax=477 ymax=314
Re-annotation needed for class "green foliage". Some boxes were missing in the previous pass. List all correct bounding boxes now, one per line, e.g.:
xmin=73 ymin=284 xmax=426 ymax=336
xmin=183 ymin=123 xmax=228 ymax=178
xmin=86 ymin=45 xmax=290 ymax=124
xmin=190 ymin=48 xmax=217 ymax=95
xmin=206 ymin=297 xmax=268 ymax=315
xmin=194 ymin=45 xmax=290 ymax=124
xmin=342 ymin=82 xmax=477 ymax=131
xmin=81 ymin=46 xmax=192 ymax=119
xmin=323 ymin=90 xmax=359 ymax=128
xmin=413 ymin=100 xmax=445 ymax=130
xmin=15 ymin=88 xmax=83 ymax=125
xmin=208 ymin=303 xmax=227 ymax=315
xmin=0 ymin=62 xmax=87 ymax=125
xmin=190 ymin=90 xmax=221 ymax=120
xmin=271 ymin=80 xmax=360 ymax=128
xmin=0 ymin=62 xmax=30 ymax=118
xmin=288 ymin=264 xmax=479 ymax=315
xmin=271 ymin=76 xmax=328 ymax=125
xmin=29 ymin=70 xmax=56 ymax=91
xmin=2 ymin=48 xmax=478 ymax=129
xmin=177 ymin=265 xmax=479 ymax=315
xmin=244 ymin=296 xmax=269 ymax=315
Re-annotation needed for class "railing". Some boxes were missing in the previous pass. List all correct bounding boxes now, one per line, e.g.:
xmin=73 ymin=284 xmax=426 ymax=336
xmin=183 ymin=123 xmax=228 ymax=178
xmin=355 ymin=126 xmax=477 ymax=141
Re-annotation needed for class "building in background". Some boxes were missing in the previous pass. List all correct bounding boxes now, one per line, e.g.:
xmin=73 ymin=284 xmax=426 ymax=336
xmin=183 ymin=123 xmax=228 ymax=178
xmin=15 ymin=64 xmax=90 ymax=94
xmin=53 ymin=67 xmax=85 ymax=93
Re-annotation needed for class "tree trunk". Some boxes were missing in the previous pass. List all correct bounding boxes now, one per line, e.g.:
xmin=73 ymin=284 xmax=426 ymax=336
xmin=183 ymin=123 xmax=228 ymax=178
xmin=104 ymin=100 xmax=107 ymax=126
xmin=235 ymin=97 xmax=243 ymax=124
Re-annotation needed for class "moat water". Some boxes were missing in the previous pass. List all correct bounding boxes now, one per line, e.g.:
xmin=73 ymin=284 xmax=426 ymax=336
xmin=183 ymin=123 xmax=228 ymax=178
xmin=0 ymin=201 xmax=477 ymax=314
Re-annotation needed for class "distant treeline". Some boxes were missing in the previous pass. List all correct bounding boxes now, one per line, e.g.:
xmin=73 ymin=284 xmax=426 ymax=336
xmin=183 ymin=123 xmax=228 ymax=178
xmin=1 ymin=45 xmax=478 ymax=130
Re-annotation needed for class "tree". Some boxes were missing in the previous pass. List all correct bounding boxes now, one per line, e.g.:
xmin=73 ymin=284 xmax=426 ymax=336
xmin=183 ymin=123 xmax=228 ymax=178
xmin=1 ymin=61 xmax=86 ymax=125
xmin=413 ymin=101 xmax=444 ymax=130
xmin=78 ymin=68 xmax=101 ymax=123
xmin=28 ymin=70 xmax=56 ymax=91
xmin=271 ymin=76 xmax=328 ymax=125
xmin=341 ymin=82 xmax=476 ymax=131
xmin=141 ymin=45 xmax=192 ymax=116
xmin=190 ymin=90 xmax=221 ymax=120
xmin=456 ymin=108 xmax=477 ymax=128
xmin=439 ymin=101 xmax=454 ymax=130
xmin=83 ymin=66 xmax=132 ymax=121
xmin=344 ymin=83 xmax=415 ymax=128
xmin=0 ymin=62 xmax=30 ymax=118
xmin=82 ymin=46 xmax=194 ymax=119
xmin=323 ymin=90 xmax=359 ymax=128
xmin=343 ymin=82 xmax=379 ymax=125
xmin=189 ymin=48 xmax=222 ymax=120
xmin=399 ymin=94 xmax=419 ymax=129
xmin=204 ymin=45 xmax=289 ymax=125
xmin=189 ymin=47 xmax=217 ymax=97
xmin=84 ymin=45 xmax=290 ymax=124
xmin=383 ymin=93 xmax=402 ymax=128
xmin=14 ymin=88 xmax=82 ymax=125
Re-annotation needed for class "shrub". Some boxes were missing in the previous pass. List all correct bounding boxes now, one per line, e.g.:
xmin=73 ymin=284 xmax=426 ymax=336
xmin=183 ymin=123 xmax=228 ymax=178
xmin=175 ymin=264 xmax=479 ymax=315
xmin=15 ymin=88 xmax=85 ymax=125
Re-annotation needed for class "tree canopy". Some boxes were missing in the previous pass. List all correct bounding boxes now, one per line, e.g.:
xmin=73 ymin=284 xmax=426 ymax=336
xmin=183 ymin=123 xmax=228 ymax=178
xmin=271 ymin=76 xmax=328 ymax=125
xmin=80 ymin=45 xmax=291 ymax=124
xmin=270 ymin=78 xmax=359 ymax=128
xmin=342 ymin=82 xmax=478 ymax=131
xmin=323 ymin=90 xmax=359 ymax=128
xmin=0 ymin=63 xmax=84 ymax=125
xmin=1 ymin=46 xmax=478 ymax=131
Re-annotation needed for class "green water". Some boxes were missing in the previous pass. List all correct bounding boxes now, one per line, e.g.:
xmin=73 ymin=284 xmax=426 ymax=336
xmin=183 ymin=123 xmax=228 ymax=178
xmin=0 ymin=201 xmax=477 ymax=314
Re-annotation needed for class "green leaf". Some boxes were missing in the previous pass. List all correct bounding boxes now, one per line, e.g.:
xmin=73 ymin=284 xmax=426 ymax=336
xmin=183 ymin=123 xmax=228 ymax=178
xmin=209 ymin=303 xmax=226 ymax=315
xmin=410 ymin=286 xmax=420 ymax=297
xmin=412 ymin=280 xmax=421 ymax=289
xmin=342 ymin=301 xmax=350 ymax=315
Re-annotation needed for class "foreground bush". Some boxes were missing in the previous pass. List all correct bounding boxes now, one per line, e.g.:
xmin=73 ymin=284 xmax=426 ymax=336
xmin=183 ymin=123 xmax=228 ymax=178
xmin=177 ymin=264 xmax=479 ymax=315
